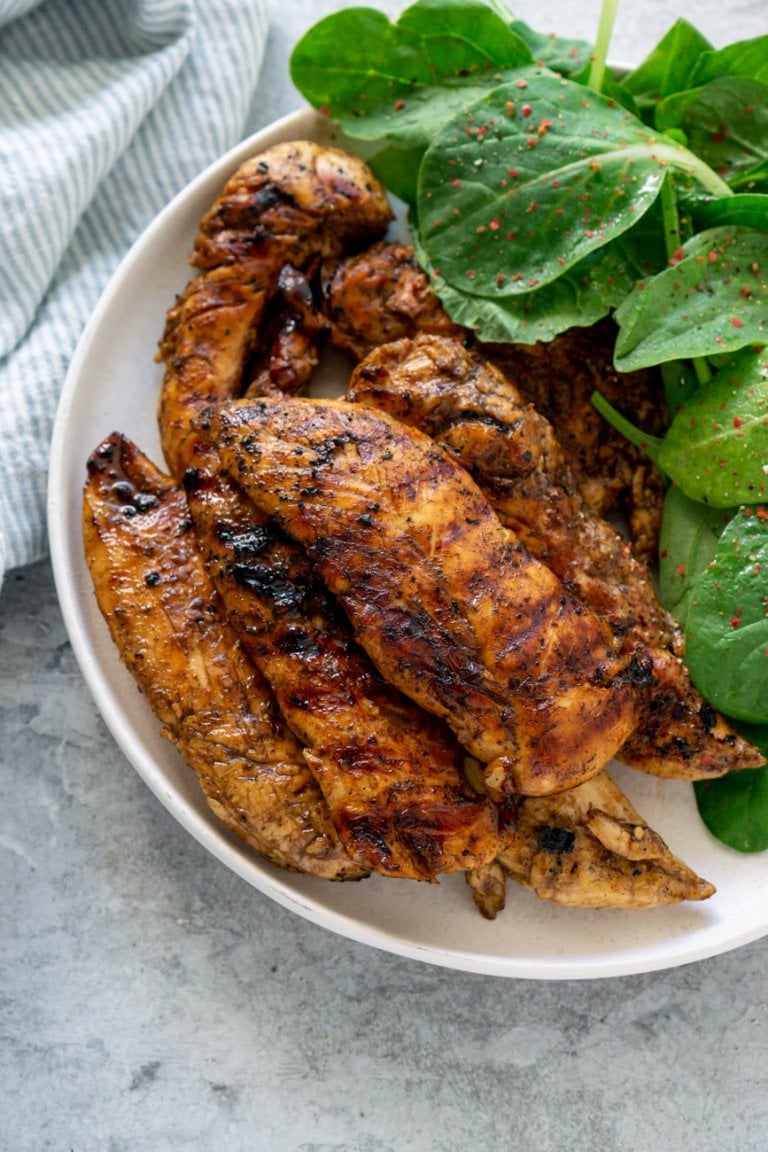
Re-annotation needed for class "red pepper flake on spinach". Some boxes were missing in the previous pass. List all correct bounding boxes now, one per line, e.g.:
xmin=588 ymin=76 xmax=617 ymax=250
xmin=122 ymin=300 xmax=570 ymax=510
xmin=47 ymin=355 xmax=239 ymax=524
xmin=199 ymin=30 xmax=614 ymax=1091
xmin=614 ymin=229 xmax=768 ymax=371
xmin=657 ymin=348 xmax=768 ymax=507
xmin=415 ymin=74 xmax=674 ymax=303
xmin=289 ymin=0 xmax=533 ymax=146
xmin=658 ymin=486 xmax=735 ymax=620
xmin=684 ymin=507 xmax=768 ymax=724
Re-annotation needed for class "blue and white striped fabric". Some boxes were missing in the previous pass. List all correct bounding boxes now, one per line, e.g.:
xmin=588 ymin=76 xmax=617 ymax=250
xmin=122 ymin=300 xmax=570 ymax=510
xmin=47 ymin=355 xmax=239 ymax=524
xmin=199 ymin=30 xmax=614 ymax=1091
xmin=0 ymin=0 xmax=270 ymax=590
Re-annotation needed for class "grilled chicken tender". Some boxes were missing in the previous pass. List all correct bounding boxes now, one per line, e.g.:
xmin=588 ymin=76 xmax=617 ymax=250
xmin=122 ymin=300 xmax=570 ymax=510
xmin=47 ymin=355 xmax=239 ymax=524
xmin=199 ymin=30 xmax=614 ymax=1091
xmin=321 ymin=241 xmax=666 ymax=560
xmin=466 ymin=770 xmax=714 ymax=917
xmin=484 ymin=322 xmax=667 ymax=563
xmin=202 ymin=395 xmax=638 ymax=799
xmin=498 ymin=771 xmax=715 ymax=908
xmin=83 ymin=432 xmax=364 ymax=880
xmin=348 ymin=334 xmax=764 ymax=779
xmin=321 ymin=239 xmax=462 ymax=362
xmin=158 ymin=140 xmax=392 ymax=478
xmin=244 ymin=263 xmax=329 ymax=399
xmin=184 ymin=467 xmax=500 ymax=880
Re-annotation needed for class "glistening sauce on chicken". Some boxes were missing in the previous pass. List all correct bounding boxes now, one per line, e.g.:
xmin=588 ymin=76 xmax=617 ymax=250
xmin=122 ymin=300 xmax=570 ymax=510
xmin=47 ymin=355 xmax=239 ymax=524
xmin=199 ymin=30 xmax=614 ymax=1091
xmin=83 ymin=432 xmax=364 ymax=880
xmin=320 ymin=241 xmax=667 ymax=563
xmin=158 ymin=141 xmax=392 ymax=478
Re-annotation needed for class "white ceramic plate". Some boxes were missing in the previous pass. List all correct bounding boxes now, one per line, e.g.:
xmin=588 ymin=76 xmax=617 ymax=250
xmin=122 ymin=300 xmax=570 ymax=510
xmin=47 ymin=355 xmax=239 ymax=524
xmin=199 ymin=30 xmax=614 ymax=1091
xmin=48 ymin=108 xmax=768 ymax=979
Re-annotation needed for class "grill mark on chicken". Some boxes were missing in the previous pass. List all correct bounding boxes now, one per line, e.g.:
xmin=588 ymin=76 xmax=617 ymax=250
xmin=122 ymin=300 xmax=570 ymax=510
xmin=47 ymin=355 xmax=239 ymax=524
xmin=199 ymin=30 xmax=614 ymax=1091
xmin=83 ymin=432 xmax=365 ymax=880
xmin=320 ymin=241 xmax=666 ymax=560
xmin=80 ymin=130 xmax=726 ymax=914
xmin=347 ymin=334 xmax=765 ymax=779
xmin=202 ymin=396 xmax=638 ymax=799
xmin=158 ymin=141 xmax=392 ymax=478
xmin=243 ymin=263 xmax=330 ymax=399
xmin=183 ymin=466 xmax=500 ymax=880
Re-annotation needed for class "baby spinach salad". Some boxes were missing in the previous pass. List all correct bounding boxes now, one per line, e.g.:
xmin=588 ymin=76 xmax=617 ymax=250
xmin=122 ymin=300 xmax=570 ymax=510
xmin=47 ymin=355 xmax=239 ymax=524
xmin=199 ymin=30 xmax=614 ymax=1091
xmin=291 ymin=0 xmax=768 ymax=852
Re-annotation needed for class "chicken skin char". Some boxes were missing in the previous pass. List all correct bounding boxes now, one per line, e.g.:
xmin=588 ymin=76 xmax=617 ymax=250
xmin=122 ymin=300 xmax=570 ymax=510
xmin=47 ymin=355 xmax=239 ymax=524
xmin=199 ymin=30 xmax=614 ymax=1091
xmin=83 ymin=432 xmax=364 ymax=880
xmin=158 ymin=141 xmax=392 ymax=479
xmin=347 ymin=334 xmax=764 ymax=780
xmin=81 ymin=138 xmax=724 ymax=915
xmin=184 ymin=466 xmax=501 ymax=880
xmin=201 ymin=395 xmax=638 ymax=800
xmin=498 ymin=771 xmax=715 ymax=910
xmin=321 ymin=240 xmax=666 ymax=562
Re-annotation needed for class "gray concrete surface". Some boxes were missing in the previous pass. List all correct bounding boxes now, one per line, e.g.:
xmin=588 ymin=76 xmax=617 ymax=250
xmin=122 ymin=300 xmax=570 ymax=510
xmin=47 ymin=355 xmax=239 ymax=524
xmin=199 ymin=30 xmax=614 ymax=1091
xmin=3 ymin=2 xmax=768 ymax=1149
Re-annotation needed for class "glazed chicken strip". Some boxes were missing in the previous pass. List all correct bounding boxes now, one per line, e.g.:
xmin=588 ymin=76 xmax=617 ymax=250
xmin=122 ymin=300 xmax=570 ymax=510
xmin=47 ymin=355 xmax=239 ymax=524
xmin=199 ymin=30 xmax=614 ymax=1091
xmin=202 ymin=396 xmax=638 ymax=799
xmin=321 ymin=239 xmax=463 ymax=362
xmin=321 ymin=241 xmax=666 ymax=560
xmin=465 ymin=769 xmax=714 ymax=917
xmin=83 ymin=432 xmax=364 ymax=880
xmin=183 ymin=466 xmax=500 ymax=880
xmin=243 ymin=263 xmax=328 ymax=399
xmin=153 ymin=142 xmax=505 ymax=879
xmin=498 ymin=771 xmax=715 ymax=908
xmin=348 ymin=334 xmax=764 ymax=779
xmin=158 ymin=141 xmax=392 ymax=478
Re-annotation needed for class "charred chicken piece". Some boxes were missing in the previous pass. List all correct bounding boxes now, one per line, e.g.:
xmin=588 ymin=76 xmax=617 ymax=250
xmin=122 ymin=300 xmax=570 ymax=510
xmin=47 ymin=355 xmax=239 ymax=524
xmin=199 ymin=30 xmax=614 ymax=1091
xmin=243 ymin=263 xmax=329 ymax=399
xmin=321 ymin=239 xmax=463 ymax=362
xmin=83 ymin=432 xmax=364 ymax=880
xmin=348 ymin=334 xmax=764 ymax=779
xmin=322 ymin=242 xmax=665 ymax=560
xmin=498 ymin=771 xmax=715 ymax=908
xmin=184 ymin=467 xmax=501 ymax=880
xmin=158 ymin=141 xmax=392 ymax=478
xmin=485 ymin=319 xmax=668 ymax=563
xmin=202 ymin=395 xmax=638 ymax=800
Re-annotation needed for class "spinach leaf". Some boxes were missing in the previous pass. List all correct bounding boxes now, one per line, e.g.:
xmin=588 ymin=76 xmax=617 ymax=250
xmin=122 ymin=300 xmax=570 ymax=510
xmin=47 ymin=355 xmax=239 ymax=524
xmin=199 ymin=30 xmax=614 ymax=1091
xmin=688 ymin=35 xmax=768 ymax=88
xmin=416 ymin=74 xmax=681 ymax=298
xmin=681 ymin=192 xmax=768 ymax=233
xmin=656 ymin=347 xmax=768 ymax=507
xmin=622 ymin=19 xmax=713 ymax=120
xmin=730 ymin=157 xmax=768 ymax=194
xmin=614 ymin=227 xmax=768 ymax=371
xmin=368 ymin=144 xmax=425 ymax=205
xmin=568 ymin=61 xmax=640 ymax=116
xmin=340 ymin=81 xmax=495 ymax=148
xmin=658 ymin=485 xmax=734 ymax=619
xmin=289 ymin=0 xmax=532 ymax=135
xmin=660 ymin=360 xmax=699 ymax=412
xmin=684 ymin=506 xmax=768 ymax=723
xmin=290 ymin=8 xmax=425 ymax=115
xmin=695 ymin=767 xmax=768 ymax=853
xmin=508 ymin=18 xmax=591 ymax=76
xmin=656 ymin=78 xmax=768 ymax=185
xmin=397 ymin=0 xmax=530 ymax=64
xmin=411 ymin=219 xmax=643 ymax=343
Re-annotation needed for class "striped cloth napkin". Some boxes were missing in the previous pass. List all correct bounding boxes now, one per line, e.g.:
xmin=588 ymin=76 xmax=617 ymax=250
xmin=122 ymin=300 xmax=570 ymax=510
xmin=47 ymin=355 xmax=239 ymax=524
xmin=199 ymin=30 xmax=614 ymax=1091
xmin=0 ymin=0 xmax=270 ymax=591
